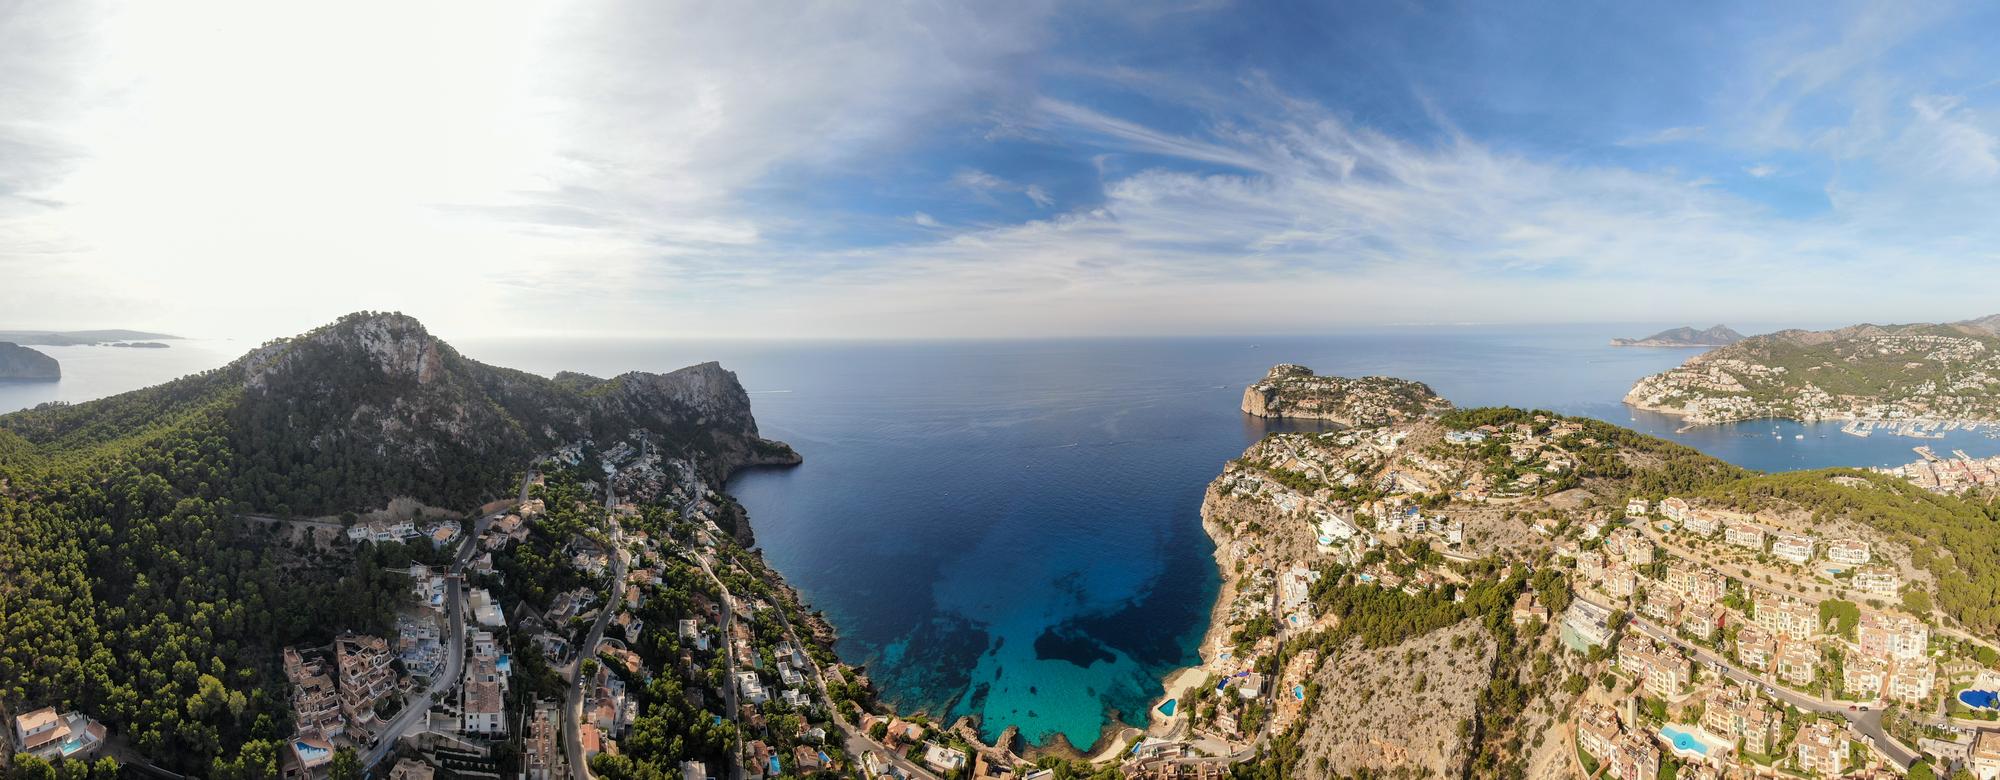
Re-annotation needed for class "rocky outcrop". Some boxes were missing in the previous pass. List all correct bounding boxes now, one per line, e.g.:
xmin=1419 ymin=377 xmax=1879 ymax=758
xmin=0 ymin=343 xmax=60 ymax=381
xmin=1241 ymin=364 xmax=1448 ymax=426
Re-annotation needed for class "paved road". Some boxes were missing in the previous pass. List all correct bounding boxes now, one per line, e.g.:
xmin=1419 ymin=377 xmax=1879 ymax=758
xmin=688 ymin=549 xmax=746 ymax=780
xmin=361 ymin=468 xmax=533 ymax=772
xmin=565 ymin=482 xmax=629 ymax=780
xmin=1628 ymin=616 xmax=1916 ymax=768
xmin=738 ymin=546 xmax=941 ymax=780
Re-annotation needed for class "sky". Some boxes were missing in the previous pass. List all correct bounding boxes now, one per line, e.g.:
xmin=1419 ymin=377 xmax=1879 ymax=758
xmin=4 ymin=0 xmax=2000 ymax=342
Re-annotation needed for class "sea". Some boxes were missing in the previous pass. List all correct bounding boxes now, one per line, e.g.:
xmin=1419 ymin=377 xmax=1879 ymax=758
xmin=6 ymin=324 xmax=1996 ymax=751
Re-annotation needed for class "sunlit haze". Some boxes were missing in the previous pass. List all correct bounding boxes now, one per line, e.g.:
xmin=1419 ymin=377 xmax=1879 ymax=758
xmin=5 ymin=1 xmax=1999 ymax=342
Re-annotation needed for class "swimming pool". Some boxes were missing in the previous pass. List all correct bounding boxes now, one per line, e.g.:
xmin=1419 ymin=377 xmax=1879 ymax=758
xmin=1659 ymin=725 xmax=1708 ymax=756
xmin=1960 ymin=689 xmax=1999 ymax=709
xmin=1292 ymin=685 xmax=1305 ymax=700
xmin=1158 ymin=698 xmax=1177 ymax=716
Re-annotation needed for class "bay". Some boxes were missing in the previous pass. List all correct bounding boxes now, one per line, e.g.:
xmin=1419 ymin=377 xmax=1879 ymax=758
xmin=10 ymin=325 xmax=1992 ymax=751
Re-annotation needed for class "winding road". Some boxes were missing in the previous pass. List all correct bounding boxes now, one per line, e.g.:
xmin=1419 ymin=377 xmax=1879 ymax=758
xmin=361 ymin=467 xmax=535 ymax=772
xmin=1627 ymin=615 xmax=1916 ymax=769
xmin=564 ymin=479 xmax=629 ymax=779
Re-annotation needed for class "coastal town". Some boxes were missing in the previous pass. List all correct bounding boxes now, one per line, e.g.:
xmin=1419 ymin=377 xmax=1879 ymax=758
xmin=1873 ymin=447 xmax=2000 ymax=494
xmin=1625 ymin=322 xmax=2000 ymax=428
xmin=15 ymin=344 xmax=2000 ymax=780
xmin=1169 ymin=366 xmax=2000 ymax=778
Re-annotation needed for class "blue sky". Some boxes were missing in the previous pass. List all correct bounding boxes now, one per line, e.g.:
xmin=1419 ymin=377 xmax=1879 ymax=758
xmin=4 ymin=1 xmax=1999 ymax=339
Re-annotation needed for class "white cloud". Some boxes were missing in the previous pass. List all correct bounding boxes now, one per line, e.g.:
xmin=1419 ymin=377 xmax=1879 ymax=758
xmin=0 ymin=0 xmax=1055 ymax=338
xmin=1904 ymin=95 xmax=2000 ymax=181
xmin=6 ymin=2 xmax=2000 ymax=342
xmin=1617 ymin=126 xmax=1706 ymax=146
xmin=952 ymin=169 xmax=1056 ymax=209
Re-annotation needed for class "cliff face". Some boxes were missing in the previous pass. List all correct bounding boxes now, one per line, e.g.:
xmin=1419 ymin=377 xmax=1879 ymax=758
xmin=0 ymin=343 xmax=60 ymax=381
xmin=1240 ymin=364 xmax=1449 ymax=426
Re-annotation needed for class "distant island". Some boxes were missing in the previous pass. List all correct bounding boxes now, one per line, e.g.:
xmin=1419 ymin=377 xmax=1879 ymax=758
xmin=1610 ymin=325 xmax=1744 ymax=347
xmin=0 ymin=342 xmax=60 ymax=381
xmin=108 ymin=341 xmax=171 ymax=349
xmin=0 ymin=328 xmax=180 ymax=346
xmin=1626 ymin=313 xmax=2000 ymax=426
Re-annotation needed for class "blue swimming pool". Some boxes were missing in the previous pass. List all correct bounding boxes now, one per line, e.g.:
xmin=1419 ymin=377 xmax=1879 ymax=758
xmin=1292 ymin=685 xmax=1305 ymax=700
xmin=1660 ymin=725 xmax=1708 ymax=756
xmin=1158 ymin=698 xmax=1177 ymax=716
xmin=1960 ymin=689 xmax=1999 ymax=709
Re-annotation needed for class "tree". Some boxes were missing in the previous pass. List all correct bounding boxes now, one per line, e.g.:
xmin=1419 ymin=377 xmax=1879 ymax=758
xmin=7 ymin=756 xmax=56 ymax=780
xmin=328 ymin=747 xmax=361 ymax=780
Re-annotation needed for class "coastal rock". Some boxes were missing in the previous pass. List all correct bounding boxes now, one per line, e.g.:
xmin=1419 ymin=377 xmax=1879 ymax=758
xmin=0 ymin=343 xmax=60 ymax=381
xmin=1240 ymin=364 xmax=1449 ymax=426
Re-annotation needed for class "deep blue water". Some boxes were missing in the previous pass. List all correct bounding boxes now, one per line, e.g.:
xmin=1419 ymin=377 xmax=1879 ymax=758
xmin=451 ymin=326 xmax=2000 ymax=750
xmin=14 ymin=325 xmax=1999 ymax=750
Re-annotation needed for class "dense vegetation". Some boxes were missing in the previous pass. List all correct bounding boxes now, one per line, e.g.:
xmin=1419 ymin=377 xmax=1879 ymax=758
xmin=0 ymin=312 xmax=780 ymax=773
xmin=0 ymin=403 xmax=433 ymax=772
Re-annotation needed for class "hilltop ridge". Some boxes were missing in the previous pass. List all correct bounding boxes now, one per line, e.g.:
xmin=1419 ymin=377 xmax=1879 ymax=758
xmin=0 ymin=311 xmax=800 ymax=517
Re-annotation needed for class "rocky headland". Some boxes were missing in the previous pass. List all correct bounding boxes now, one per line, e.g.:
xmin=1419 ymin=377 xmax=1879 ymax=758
xmin=1239 ymin=363 xmax=1449 ymax=426
xmin=0 ymin=342 xmax=60 ymax=381
xmin=1610 ymin=324 xmax=1744 ymax=347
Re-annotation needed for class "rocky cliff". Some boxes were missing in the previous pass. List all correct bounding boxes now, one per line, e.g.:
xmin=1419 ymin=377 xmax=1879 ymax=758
xmin=0 ymin=343 xmax=60 ymax=381
xmin=1240 ymin=364 xmax=1449 ymax=426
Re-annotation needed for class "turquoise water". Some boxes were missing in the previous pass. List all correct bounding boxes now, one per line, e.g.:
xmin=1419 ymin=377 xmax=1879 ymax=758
xmin=1157 ymin=699 xmax=1177 ymax=716
xmin=1292 ymin=685 xmax=1305 ymax=700
xmin=1661 ymin=725 xmax=1707 ymax=755
xmin=21 ymin=325 xmax=1995 ymax=752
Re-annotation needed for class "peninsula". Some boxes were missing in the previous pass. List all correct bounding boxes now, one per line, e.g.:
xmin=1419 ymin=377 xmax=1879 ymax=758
xmin=1142 ymin=364 xmax=2000 ymax=779
xmin=0 ymin=328 xmax=180 ymax=346
xmin=1610 ymin=325 xmax=1744 ymax=347
xmin=1625 ymin=313 xmax=2000 ymax=426
xmin=0 ymin=342 xmax=60 ymax=381
xmin=1240 ymin=363 xmax=1448 ymax=426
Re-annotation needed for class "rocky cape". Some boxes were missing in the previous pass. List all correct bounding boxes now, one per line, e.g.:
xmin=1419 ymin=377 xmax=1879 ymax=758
xmin=1240 ymin=363 xmax=1450 ymax=426
xmin=1609 ymin=324 xmax=1743 ymax=347
xmin=0 ymin=342 xmax=60 ymax=381
xmin=0 ymin=312 xmax=800 ymax=532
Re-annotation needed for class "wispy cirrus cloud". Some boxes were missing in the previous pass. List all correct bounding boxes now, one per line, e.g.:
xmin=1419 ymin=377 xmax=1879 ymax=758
xmin=6 ymin=1 xmax=2000 ymax=341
